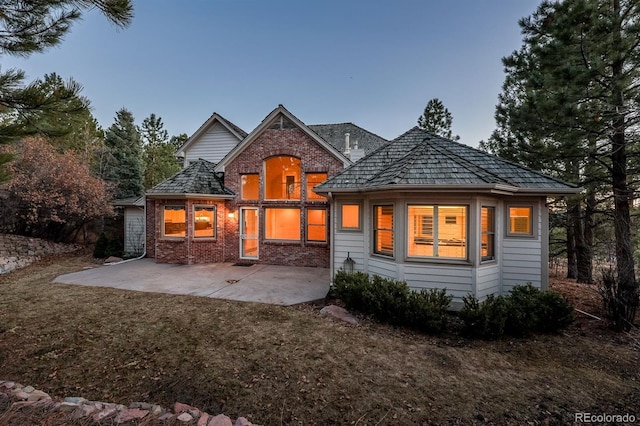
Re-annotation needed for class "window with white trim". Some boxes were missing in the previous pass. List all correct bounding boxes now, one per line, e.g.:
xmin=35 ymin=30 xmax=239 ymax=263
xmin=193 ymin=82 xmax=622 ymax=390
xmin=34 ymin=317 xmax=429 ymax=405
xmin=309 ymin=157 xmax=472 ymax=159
xmin=194 ymin=205 xmax=216 ymax=238
xmin=407 ymin=205 xmax=467 ymax=259
xmin=373 ymin=205 xmax=394 ymax=256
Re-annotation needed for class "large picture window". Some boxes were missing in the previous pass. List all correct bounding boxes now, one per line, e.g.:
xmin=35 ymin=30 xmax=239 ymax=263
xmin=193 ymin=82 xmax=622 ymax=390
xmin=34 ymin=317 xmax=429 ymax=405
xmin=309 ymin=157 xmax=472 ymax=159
xmin=307 ymin=209 xmax=327 ymax=242
xmin=306 ymin=173 xmax=327 ymax=200
xmin=481 ymin=206 xmax=495 ymax=261
xmin=265 ymin=156 xmax=301 ymax=200
xmin=265 ymin=208 xmax=300 ymax=240
xmin=163 ymin=205 xmax=186 ymax=237
xmin=194 ymin=205 xmax=215 ymax=238
xmin=373 ymin=205 xmax=394 ymax=256
xmin=408 ymin=205 xmax=467 ymax=259
xmin=241 ymin=174 xmax=259 ymax=200
xmin=508 ymin=206 xmax=533 ymax=236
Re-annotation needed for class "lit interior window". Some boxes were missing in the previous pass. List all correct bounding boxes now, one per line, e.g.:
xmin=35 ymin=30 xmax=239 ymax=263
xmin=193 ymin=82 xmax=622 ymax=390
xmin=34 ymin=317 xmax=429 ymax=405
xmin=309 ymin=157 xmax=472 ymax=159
xmin=509 ymin=206 xmax=532 ymax=235
xmin=306 ymin=173 xmax=327 ymax=200
xmin=265 ymin=156 xmax=301 ymax=200
xmin=241 ymin=174 xmax=259 ymax=200
xmin=307 ymin=209 xmax=327 ymax=242
xmin=265 ymin=208 xmax=300 ymax=240
xmin=341 ymin=204 xmax=360 ymax=230
xmin=164 ymin=206 xmax=186 ymax=237
xmin=194 ymin=206 xmax=215 ymax=238
xmin=481 ymin=206 xmax=495 ymax=260
xmin=373 ymin=205 xmax=394 ymax=256
xmin=408 ymin=205 xmax=466 ymax=259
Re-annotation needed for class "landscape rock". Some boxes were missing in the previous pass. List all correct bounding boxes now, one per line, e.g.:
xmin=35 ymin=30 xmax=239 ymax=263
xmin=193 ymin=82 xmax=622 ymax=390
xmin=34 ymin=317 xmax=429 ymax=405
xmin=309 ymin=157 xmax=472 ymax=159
xmin=235 ymin=416 xmax=253 ymax=426
xmin=177 ymin=412 xmax=194 ymax=422
xmin=320 ymin=304 xmax=359 ymax=325
xmin=104 ymin=256 xmax=123 ymax=264
xmin=209 ymin=413 xmax=233 ymax=426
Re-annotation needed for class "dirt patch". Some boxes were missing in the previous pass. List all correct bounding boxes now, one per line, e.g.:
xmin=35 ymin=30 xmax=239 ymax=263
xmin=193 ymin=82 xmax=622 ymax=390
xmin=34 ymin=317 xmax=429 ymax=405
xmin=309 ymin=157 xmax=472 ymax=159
xmin=0 ymin=254 xmax=638 ymax=425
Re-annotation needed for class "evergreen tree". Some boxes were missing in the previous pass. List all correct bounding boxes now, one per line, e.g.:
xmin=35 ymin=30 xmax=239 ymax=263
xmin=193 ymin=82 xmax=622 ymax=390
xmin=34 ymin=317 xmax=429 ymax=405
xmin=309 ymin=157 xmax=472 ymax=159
xmin=486 ymin=0 xmax=639 ymax=329
xmin=0 ymin=0 xmax=133 ymax=181
xmin=417 ymin=98 xmax=459 ymax=140
xmin=103 ymin=108 xmax=144 ymax=199
xmin=169 ymin=133 xmax=188 ymax=151
xmin=141 ymin=113 xmax=181 ymax=189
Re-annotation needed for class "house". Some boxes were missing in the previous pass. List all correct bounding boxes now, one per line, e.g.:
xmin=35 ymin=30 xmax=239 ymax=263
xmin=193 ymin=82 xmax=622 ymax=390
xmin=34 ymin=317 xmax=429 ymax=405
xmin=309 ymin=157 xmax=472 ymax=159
xmin=144 ymin=105 xmax=387 ymax=268
xmin=313 ymin=127 xmax=579 ymax=305
xmin=141 ymin=104 xmax=579 ymax=304
xmin=112 ymin=196 xmax=145 ymax=256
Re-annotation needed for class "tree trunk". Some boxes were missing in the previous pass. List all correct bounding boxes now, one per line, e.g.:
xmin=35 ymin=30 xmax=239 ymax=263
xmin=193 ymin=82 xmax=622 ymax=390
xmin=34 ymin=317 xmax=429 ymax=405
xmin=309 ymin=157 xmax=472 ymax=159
xmin=610 ymin=0 xmax=637 ymax=331
xmin=566 ymin=214 xmax=577 ymax=279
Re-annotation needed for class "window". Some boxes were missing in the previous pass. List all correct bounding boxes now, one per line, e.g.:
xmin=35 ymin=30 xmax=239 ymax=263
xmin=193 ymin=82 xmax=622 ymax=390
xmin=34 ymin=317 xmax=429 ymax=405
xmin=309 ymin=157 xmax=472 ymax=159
xmin=265 ymin=156 xmax=301 ymax=200
xmin=508 ymin=206 xmax=533 ymax=235
xmin=163 ymin=205 xmax=186 ymax=237
xmin=307 ymin=209 xmax=327 ymax=242
xmin=193 ymin=206 xmax=215 ymax=238
xmin=481 ymin=206 xmax=495 ymax=261
xmin=241 ymin=174 xmax=259 ymax=200
xmin=306 ymin=173 xmax=327 ymax=200
xmin=265 ymin=208 xmax=300 ymax=240
xmin=408 ymin=205 xmax=467 ymax=259
xmin=340 ymin=204 xmax=361 ymax=230
xmin=373 ymin=205 xmax=394 ymax=256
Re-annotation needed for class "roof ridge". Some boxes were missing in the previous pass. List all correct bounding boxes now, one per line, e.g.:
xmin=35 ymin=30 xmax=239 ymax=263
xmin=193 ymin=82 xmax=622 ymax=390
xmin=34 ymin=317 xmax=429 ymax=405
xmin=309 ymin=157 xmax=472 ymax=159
xmin=309 ymin=122 xmax=389 ymax=143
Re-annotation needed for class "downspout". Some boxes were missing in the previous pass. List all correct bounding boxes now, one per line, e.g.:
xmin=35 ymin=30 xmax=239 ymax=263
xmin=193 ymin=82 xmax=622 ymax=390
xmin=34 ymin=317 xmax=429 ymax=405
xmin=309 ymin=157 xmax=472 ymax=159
xmin=107 ymin=198 xmax=147 ymax=265
xmin=328 ymin=191 xmax=335 ymax=286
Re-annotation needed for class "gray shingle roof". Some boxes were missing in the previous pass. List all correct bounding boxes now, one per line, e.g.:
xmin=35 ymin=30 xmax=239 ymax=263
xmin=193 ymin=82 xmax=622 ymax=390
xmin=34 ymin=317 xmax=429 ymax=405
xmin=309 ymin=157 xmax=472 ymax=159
xmin=308 ymin=123 xmax=388 ymax=156
xmin=146 ymin=159 xmax=234 ymax=196
xmin=315 ymin=127 xmax=579 ymax=193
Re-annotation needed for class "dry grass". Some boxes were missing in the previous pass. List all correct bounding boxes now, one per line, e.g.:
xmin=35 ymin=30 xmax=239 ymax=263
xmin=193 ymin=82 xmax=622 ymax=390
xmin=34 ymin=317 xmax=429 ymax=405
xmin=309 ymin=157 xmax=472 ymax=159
xmin=0 ymin=254 xmax=639 ymax=425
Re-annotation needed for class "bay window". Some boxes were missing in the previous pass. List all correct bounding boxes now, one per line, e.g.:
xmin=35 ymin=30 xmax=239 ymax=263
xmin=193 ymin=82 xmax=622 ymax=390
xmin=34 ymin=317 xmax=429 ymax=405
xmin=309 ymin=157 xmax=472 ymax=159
xmin=194 ymin=205 xmax=215 ymax=238
xmin=373 ymin=205 xmax=394 ymax=256
xmin=163 ymin=205 xmax=186 ymax=237
xmin=481 ymin=206 xmax=495 ymax=261
xmin=408 ymin=205 xmax=467 ymax=259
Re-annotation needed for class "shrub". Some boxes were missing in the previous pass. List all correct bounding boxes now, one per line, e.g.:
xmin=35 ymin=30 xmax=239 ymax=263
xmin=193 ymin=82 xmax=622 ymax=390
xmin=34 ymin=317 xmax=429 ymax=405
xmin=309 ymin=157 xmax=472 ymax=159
xmin=331 ymin=270 xmax=452 ymax=334
xmin=460 ymin=285 xmax=574 ymax=339
xmin=598 ymin=267 xmax=639 ymax=332
xmin=405 ymin=289 xmax=453 ymax=334
xmin=460 ymin=294 xmax=508 ymax=339
xmin=93 ymin=232 xmax=108 ymax=258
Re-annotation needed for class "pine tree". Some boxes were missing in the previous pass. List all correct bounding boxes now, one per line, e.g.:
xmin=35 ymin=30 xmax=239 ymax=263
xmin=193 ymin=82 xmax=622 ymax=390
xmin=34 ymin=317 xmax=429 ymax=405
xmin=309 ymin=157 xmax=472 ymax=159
xmin=417 ymin=98 xmax=459 ymax=140
xmin=103 ymin=108 xmax=144 ymax=199
xmin=486 ymin=0 xmax=639 ymax=330
xmin=0 ymin=0 xmax=133 ymax=181
xmin=141 ymin=113 xmax=181 ymax=189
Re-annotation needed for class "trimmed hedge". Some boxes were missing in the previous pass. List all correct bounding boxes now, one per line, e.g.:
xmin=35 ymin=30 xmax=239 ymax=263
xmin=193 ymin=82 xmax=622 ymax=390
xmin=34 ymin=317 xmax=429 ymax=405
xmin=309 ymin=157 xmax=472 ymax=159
xmin=460 ymin=284 xmax=574 ymax=339
xmin=331 ymin=269 xmax=452 ymax=334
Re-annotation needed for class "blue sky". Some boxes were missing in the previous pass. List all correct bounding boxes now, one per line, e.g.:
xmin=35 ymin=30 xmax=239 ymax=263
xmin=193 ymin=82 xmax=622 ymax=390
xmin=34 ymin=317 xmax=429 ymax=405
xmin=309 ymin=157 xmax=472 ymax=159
xmin=3 ymin=0 xmax=540 ymax=146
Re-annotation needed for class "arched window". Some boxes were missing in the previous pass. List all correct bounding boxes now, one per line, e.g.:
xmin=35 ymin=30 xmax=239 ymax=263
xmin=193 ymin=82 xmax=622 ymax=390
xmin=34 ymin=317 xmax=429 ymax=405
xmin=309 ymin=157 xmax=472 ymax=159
xmin=264 ymin=156 xmax=301 ymax=200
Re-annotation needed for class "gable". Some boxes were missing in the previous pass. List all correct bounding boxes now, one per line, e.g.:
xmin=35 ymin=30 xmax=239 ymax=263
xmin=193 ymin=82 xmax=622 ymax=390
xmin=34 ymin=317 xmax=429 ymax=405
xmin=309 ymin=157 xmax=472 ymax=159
xmin=215 ymin=105 xmax=351 ymax=172
xmin=183 ymin=122 xmax=240 ymax=165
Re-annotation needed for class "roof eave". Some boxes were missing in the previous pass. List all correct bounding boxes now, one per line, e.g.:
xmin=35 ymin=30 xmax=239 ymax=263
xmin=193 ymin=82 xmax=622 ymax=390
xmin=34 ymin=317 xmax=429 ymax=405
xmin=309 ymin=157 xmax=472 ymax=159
xmin=315 ymin=183 xmax=580 ymax=195
xmin=145 ymin=192 xmax=235 ymax=200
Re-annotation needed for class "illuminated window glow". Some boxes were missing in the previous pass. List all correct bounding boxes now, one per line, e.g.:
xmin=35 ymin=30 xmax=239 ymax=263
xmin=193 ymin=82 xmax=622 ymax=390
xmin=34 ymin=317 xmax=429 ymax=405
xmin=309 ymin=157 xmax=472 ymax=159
xmin=306 ymin=173 xmax=327 ymax=200
xmin=241 ymin=174 xmax=259 ymax=200
xmin=194 ymin=206 xmax=215 ymax=238
xmin=481 ymin=206 xmax=495 ymax=260
xmin=373 ymin=205 xmax=394 ymax=256
xmin=408 ymin=205 xmax=467 ymax=259
xmin=307 ymin=209 xmax=327 ymax=242
xmin=163 ymin=205 xmax=186 ymax=237
xmin=340 ymin=204 xmax=360 ymax=230
xmin=265 ymin=208 xmax=300 ymax=240
xmin=509 ymin=206 xmax=532 ymax=235
xmin=265 ymin=156 xmax=301 ymax=200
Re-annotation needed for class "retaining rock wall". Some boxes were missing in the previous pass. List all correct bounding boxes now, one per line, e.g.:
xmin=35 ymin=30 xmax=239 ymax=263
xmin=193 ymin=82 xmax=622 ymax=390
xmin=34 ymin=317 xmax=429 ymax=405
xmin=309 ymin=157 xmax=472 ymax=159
xmin=0 ymin=234 xmax=82 ymax=275
xmin=0 ymin=380 xmax=257 ymax=425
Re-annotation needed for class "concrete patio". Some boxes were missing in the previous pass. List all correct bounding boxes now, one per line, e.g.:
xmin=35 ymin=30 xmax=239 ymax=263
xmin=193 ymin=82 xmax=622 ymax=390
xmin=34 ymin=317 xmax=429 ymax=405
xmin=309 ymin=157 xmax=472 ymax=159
xmin=53 ymin=259 xmax=330 ymax=306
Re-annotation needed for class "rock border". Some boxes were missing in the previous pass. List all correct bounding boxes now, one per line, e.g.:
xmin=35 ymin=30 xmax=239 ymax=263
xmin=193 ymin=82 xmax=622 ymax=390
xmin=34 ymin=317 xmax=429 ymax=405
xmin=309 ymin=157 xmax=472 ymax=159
xmin=0 ymin=380 xmax=258 ymax=425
